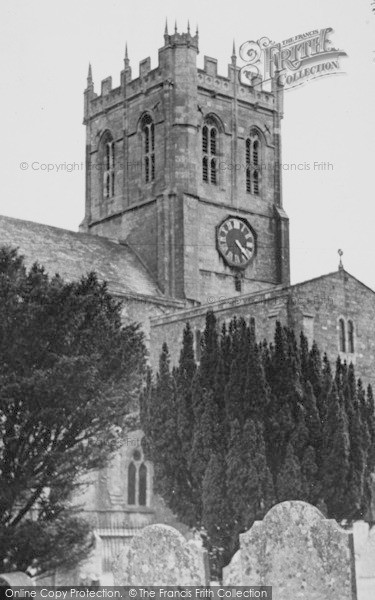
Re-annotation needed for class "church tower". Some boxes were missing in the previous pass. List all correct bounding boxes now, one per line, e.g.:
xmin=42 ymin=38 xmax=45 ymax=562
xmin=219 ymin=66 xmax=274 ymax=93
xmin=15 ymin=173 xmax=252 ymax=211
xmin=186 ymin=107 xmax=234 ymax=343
xmin=82 ymin=25 xmax=290 ymax=303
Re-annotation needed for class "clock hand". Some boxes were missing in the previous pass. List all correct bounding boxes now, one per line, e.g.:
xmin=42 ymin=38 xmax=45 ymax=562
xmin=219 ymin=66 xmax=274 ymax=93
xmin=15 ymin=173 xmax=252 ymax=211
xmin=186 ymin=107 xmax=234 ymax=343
xmin=235 ymin=239 xmax=249 ymax=259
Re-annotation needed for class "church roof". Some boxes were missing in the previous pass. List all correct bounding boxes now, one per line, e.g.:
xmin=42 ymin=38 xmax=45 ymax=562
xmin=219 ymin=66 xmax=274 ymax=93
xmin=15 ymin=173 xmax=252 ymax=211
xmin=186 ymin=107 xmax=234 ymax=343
xmin=0 ymin=215 xmax=163 ymax=298
xmin=290 ymin=269 xmax=375 ymax=296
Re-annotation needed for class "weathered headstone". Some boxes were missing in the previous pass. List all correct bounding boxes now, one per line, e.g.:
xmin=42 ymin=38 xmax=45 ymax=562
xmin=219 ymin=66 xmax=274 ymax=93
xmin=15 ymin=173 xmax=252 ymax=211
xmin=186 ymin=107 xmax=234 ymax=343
xmin=353 ymin=520 xmax=375 ymax=600
xmin=113 ymin=523 xmax=209 ymax=585
xmin=223 ymin=501 xmax=357 ymax=600
xmin=222 ymin=549 xmax=241 ymax=585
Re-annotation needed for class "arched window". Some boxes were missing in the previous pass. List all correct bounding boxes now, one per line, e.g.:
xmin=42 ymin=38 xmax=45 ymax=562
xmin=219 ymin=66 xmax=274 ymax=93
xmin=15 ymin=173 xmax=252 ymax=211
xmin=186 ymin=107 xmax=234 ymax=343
xmin=339 ymin=318 xmax=346 ymax=353
xmin=101 ymin=135 xmax=115 ymax=200
xmin=253 ymin=139 xmax=259 ymax=166
xmin=202 ymin=126 xmax=208 ymax=154
xmin=203 ymin=156 xmax=208 ymax=182
xmin=210 ymin=128 xmax=217 ymax=155
xmin=246 ymin=138 xmax=251 ymax=163
xmin=246 ymin=167 xmax=251 ymax=193
xmin=348 ymin=320 xmax=355 ymax=353
xmin=139 ymin=463 xmax=147 ymax=506
xmin=246 ymin=138 xmax=251 ymax=192
xmin=127 ymin=462 xmax=136 ymax=505
xmin=253 ymin=170 xmax=259 ymax=194
xmin=245 ymin=130 xmax=261 ymax=195
xmin=141 ymin=114 xmax=155 ymax=183
xmin=202 ymin=117 xmax=218 ymax=184
xmin=211 ymin=158 xmax=217 ymax=184
xmin=127 ymin=448 xmax=148 ymax=507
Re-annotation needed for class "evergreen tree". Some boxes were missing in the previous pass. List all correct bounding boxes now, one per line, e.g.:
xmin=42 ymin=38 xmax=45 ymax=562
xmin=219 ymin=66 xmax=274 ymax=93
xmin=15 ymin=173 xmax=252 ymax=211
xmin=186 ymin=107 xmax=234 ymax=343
xmin=243 ymin=323 xmax=269 ymax=422
xmin=290 ymin=403 xmax=309 ymax=461
xmin=0 ymin=248 xmax=147 ymax=575
xmin=307 ymin=341 xmax=323 ymax=403
xmin=265 ymin=323 xmax=299 ymax=476
xmin=189 ymin=312 xmax=221 ymax=498
xmin=226 ymin=419 xmax=274 ymax=541
xmin=321 ymin=383 xmax=350 ymax=519
xmin=299 ymin=331 xmax=310 ymax=383
xmin=225 ymin=318 xmax=250 ymax=423
xmin=220 ymin=321 xmax=233 ymax=384
xmin=176 ymin=323 xmax=196 ymax=457
xmin=200 ymin=311 xmax=219 ymax=390
xmin=276 ymin=442 xmax=304 ymax=502
xmin=213 ymin=354 xmax=229 ymax=448
xmin=141 ymin=312 xmax=375 ymax=577
xmin=317 ymin=353 xmax=332 ymax=424
xmin=303 ymin=381 xmax=322 ymax=451
xmin=143 ymin=345 xmax=182 ymax=514
xmin=366 ymin=385 xmax=375 ymax=476
xmin=202 ymin=450 xmax=231 ymax=577
xmin=190 ymin=388 xmax=218 ymax=487
xmin=358 ymin=381 xmax=375 ymax=516
xmin=301 ymin=445 xmax=321 ymax=503
xmin=344 ymin=364 xmax=366 ymax=519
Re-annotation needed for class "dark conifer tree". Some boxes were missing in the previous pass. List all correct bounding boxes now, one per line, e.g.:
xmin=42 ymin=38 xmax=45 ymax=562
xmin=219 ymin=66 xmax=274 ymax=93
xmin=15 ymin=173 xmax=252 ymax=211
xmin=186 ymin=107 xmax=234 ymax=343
xmin=226 ymin=419 xmax=273 ymax=541
xmin=224 ymin=318 xmax=250 ymax=423
xmin=299 ymin=331 xmax=310 ymax=384
xmin=303 ymin=381 xmax=322 ymax=452
xmin=265 ymin=323 xmax=299 ymax=475
xmin=202 ymin=450 xmax=232 ymax=576
xmin=344 ymin=364 xmax=366 ymax=519
xmin=321 ymin=383 xmax=350 ymax=519
xmin=220 ymin=321 xmax=232 ymax=384
xmin=307 ymin=341 xmax=323 ymax=401
xmin=176 ymin=323 xmax=196 ymax=457
xmin=243 ymin=322 xmax=269 ymax=422
xmin=141 ymin=312 xmax=375 ymax=577
xmin=366 ymin=385 xmax=375 ymax=476
xmin=276 ymin=442 xmax=304 ymax=502
xmin=200 ymin=311 xmax=219 ymax=390
xmin=317 ymin=352 xmax=332 ymax=425
xmin=144 ymin=344 xmax=186 ymax=516
xmin=301 ymin=445 xmax=321 ymax=503
xmin=290 ymin=403 xmax=309 ymax=461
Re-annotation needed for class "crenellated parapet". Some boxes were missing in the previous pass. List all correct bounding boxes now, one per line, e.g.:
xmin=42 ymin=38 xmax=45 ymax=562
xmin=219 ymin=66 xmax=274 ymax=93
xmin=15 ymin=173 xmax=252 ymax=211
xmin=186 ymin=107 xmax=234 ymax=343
xmin=84 ymin=46 xmax=280 ymax=125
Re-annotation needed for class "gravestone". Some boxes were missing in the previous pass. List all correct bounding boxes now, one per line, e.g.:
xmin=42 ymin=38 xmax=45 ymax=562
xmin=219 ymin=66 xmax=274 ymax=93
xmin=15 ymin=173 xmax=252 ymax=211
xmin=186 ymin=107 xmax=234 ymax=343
xmin=113 ymin=523 xmax=209 ymax=586
xmin=222 ymin=549 xmax=241 ymax=585
xmin=352 ymin=520 xmax=375 ymax=600
xmin=223 ymin=501 xmax=357 ymax=600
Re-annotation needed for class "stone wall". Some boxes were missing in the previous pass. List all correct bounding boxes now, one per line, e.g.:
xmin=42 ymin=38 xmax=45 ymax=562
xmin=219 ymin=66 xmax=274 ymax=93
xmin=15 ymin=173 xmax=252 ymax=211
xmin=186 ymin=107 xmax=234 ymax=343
xmin=150 ymin=270 xmax=375 ymax=389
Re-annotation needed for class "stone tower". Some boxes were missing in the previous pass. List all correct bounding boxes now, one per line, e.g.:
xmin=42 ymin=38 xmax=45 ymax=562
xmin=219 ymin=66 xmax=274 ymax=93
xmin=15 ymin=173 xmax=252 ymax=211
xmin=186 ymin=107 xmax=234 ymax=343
xmin=81 ymin=24 xmax=290 ymax=303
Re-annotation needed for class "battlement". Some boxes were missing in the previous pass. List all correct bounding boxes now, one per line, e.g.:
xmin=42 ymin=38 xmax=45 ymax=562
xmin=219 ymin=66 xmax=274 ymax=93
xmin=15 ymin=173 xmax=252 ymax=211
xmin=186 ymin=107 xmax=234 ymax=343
xmin=197 ymin=55 xmax=275 ymax=108
xmin=197 ymin=66 xmax=275 ymax=108
xmin=163 ymin=29 xmax=199 ymax=51
xmin=84 ymin=25 xmax=279 ymax=121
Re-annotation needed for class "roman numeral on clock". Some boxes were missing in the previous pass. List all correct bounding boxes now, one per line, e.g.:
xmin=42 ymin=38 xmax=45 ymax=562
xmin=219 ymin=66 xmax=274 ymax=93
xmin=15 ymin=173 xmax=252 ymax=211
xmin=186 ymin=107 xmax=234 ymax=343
xmin=217 ymin=217 xmax=255 ymax=268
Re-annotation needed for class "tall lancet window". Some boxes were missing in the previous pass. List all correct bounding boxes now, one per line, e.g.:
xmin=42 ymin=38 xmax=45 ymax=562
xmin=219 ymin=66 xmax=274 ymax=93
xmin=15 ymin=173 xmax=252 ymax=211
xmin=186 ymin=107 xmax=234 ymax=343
xmin=202 ymin=117 xmax=218 ymax=184
xmin=339 ymin=318 xmax=346 ymax=353
xmin=101 ymin=134 xmax=115 ymax=199
xmin=142 ymin=114 xmax=155 ymax=183
xmin=127 ymin=448 xmax=148 ymax=507
xmin=348 ymin=320 xmax=355 ymax=354
xmin=246 ymin=129 xmax=261 ymax=195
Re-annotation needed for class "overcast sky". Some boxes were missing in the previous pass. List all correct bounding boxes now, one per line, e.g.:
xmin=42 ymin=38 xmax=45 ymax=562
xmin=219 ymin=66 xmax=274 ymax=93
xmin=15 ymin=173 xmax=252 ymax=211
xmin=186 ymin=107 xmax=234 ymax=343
xmin=1 ymin=0 xmax=374 ymax=289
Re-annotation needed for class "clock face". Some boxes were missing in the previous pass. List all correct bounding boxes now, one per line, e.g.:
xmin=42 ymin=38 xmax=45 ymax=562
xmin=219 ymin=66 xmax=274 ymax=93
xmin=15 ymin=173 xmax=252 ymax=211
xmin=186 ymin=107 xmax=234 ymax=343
xmin=217 ymin=216 xmax=255 ymax=268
